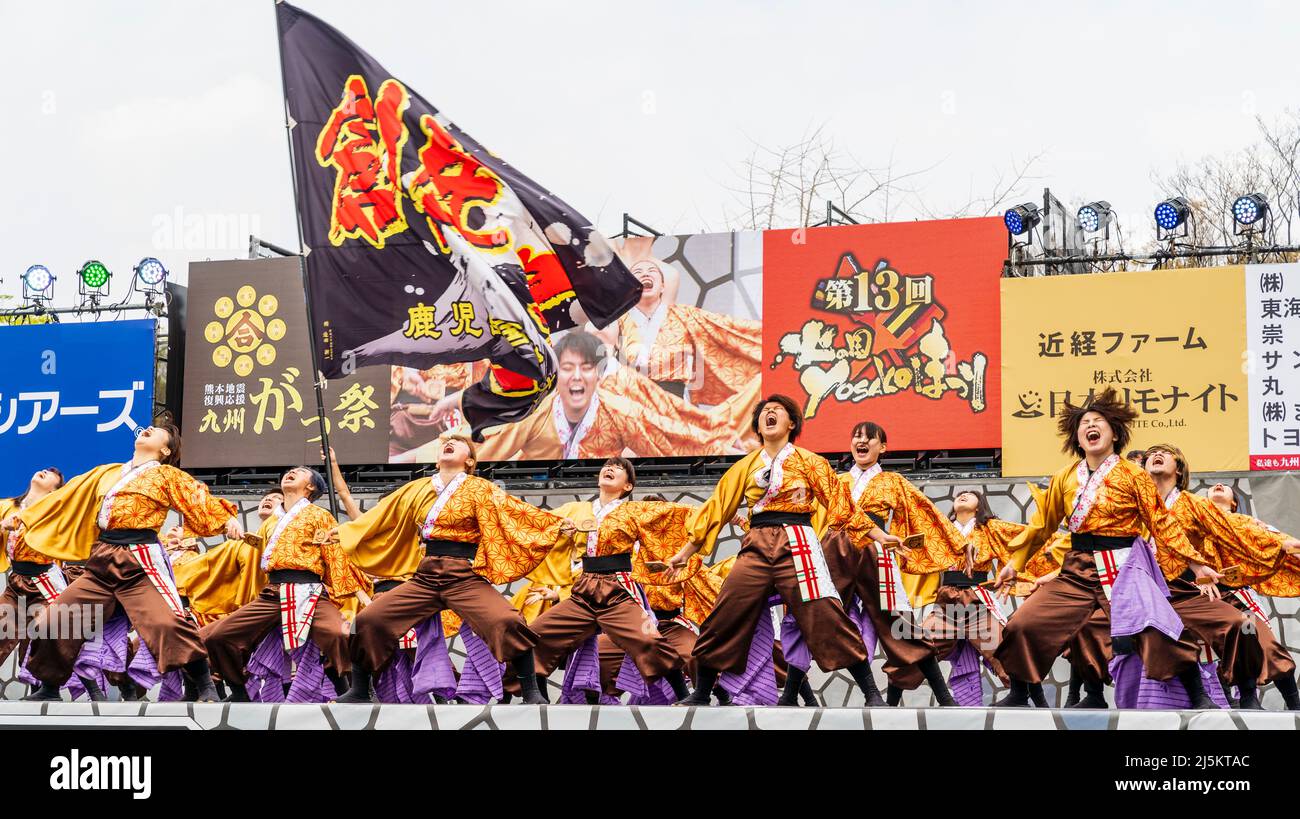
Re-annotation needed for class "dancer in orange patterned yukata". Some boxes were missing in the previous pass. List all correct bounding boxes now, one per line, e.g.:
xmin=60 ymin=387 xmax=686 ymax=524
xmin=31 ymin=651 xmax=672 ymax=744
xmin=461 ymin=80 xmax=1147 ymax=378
xmin=336 ymin=433 xmax=573 ymax=704
xmin=17 ymin=424 xmax=241 ymax=702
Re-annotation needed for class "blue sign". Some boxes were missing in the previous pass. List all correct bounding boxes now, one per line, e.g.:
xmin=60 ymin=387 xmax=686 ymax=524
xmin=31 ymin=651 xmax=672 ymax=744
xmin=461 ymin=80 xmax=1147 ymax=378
xmin=0 ymin=319 xmax=156 ymax=496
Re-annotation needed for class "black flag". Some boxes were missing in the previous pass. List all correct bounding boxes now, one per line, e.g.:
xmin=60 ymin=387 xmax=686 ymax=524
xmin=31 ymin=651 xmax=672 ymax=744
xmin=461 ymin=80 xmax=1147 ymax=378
xmin=276 ymin=2 xmax=641 ymax=435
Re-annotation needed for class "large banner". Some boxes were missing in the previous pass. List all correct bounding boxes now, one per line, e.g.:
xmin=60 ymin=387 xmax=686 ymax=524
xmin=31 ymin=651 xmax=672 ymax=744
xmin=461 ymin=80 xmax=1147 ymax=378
xmin=763 ymin=217 xmax=1004 ymax=452
xmin=1245 ymin=261 xmax=1300 ymax=469
xmin=0 ymin=320 xmax=156 ymax=495
xmin=277 ymin=3 xmax=640 ymax=436
xmin=180 ymin=257 xmax=390 ymax=468
xmin=1001 ymin=266 xmax=1249 ymax=476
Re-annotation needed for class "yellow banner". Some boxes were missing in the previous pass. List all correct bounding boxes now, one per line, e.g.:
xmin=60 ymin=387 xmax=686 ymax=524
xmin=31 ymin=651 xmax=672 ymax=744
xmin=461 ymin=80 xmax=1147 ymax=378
xmin=1001 ymin=266 xmax=1247 ymax=476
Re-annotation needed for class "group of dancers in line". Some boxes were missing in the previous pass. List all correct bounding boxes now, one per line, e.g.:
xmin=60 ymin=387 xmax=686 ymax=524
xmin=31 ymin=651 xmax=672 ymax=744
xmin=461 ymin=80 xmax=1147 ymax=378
xmin=4 ymin=387 xmax=1300 ymax=710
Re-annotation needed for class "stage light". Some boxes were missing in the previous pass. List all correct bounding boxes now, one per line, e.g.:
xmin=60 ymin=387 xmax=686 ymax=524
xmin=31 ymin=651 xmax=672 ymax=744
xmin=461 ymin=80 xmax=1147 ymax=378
xmin=22 ymin=264 xmax=54 ymax=293
xmin=1154 ymin=197 xmax=1190 ymax=231
xmin=135 ymin=257 xmax=168 ymax=287
xmin=1077 ymin=201 xmax=1113 ymax=233
xmin=1004 ymin=203 xmax=1040 ymax=236
xmin=1232 ymin=193 xmax=1268 ymax=226
xmin=78 ymin=259 xmax=111 ymax=289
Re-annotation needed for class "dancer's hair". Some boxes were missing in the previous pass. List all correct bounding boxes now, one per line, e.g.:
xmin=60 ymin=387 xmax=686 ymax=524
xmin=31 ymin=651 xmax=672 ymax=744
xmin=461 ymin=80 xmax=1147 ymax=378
xmin=751 ymin=394 xmax=803 ymax=443
xmin=1057 ymin=387 xmax=1136 ymax=458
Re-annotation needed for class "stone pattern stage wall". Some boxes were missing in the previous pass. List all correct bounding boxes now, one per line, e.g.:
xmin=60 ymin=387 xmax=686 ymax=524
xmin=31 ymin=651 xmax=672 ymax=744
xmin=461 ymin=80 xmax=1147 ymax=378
xmin=4 ymin=472 xmax=1295 ymax=708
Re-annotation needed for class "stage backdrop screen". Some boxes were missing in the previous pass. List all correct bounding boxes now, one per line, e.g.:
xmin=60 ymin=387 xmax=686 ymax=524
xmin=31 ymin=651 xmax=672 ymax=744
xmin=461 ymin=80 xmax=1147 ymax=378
xmin=0 ymin=319 xmax=156 ymax=495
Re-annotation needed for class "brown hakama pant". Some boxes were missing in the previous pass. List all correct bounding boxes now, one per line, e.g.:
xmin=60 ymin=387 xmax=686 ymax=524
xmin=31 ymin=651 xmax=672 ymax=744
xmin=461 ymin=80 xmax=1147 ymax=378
xmin=922 ymin=583 xmax=1010 ymax=685
xmin=692 ymin=523 xmax=868 ymax=674
xmin=995 ymin=550 xmax=1199 ymax=683
xmin=842 ymin=532 xmax=935 ymax=689
xmin=1223 ymin=591 xmax=1294 ymax=683
xmin=350 ymin=555 xmax=536 ymax=674
xmin=0 ymin=572 xmax=53 ymax=668
xmin=1166 ymin=577 xmax=1260 ymax=684
xmin=27 ymin=541 xmax=206 ymax=684
xmin=532 ymin=572 xmax=682 ymax=681
xmin=200 ymin=584 xmax=350 ymax=685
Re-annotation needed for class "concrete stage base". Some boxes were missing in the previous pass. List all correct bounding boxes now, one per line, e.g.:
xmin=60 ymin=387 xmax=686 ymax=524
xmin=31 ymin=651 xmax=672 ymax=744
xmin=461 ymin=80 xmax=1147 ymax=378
xmin=0 ymin=701 xmax=1296 ymax=730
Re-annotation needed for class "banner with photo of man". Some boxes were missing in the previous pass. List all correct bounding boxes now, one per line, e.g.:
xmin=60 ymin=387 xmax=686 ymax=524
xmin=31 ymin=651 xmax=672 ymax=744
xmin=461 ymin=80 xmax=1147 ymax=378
xmin=388 ymin=231 xmax=764 ymax=463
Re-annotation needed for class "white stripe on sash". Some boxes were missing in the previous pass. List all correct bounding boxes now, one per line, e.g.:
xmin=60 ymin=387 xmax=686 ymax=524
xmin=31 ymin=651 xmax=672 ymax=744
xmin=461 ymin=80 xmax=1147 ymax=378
xmin=261 ymin=497 xmax=313 ymax=572
xmin=97 ymin=460 xmax=161 ymax=530
xmin=419 ymin=472 xmax=470 ymax=540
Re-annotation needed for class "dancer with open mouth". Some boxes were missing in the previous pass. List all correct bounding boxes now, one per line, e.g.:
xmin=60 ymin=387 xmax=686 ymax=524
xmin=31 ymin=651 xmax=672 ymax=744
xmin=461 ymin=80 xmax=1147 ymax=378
xmin=825 ymin=421 xmax=967 ymax=707
xmin=335 ymin=433 xmax=573 ymax=704
xmin=0 ymin=468 xmax=67 ymax=694
xmin=1204 ymin=483 xmax=1300 ymax=709
xmin=991 ymin=389 xmax=1222 ymax=708
xmin=16 ymin=424 xmax=241 ymax=702
xmin=666 ymin=395 xmax=889 ymax=706
xmin=1135 ymin=444 xmax=1269 ymax=709
xmin=200 ymin=468 xmax=363 ymax=702
xmin=528 ymin=458 xmax=695 ymax=703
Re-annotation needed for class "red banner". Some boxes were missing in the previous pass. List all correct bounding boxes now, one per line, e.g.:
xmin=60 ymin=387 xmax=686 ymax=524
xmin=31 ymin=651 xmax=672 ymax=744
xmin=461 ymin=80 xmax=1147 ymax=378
xmin=761 ymin=217 xmax=1004 ymax=452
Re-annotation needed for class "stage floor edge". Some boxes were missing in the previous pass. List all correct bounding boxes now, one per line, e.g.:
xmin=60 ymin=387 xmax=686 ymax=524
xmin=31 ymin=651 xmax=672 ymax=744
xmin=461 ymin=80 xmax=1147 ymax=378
xmin=0 ymin=702 xmax=1295 ymax=730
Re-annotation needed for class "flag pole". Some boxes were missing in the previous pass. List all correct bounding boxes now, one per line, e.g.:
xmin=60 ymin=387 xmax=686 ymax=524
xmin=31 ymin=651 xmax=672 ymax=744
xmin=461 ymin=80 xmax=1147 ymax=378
xmin=271 ymin=0 xmax=340 ymax=517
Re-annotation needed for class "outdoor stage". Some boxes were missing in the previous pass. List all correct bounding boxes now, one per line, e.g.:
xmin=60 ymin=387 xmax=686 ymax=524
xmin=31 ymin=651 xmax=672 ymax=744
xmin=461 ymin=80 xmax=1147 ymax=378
xmin=0 ymin=701 xmax=1293 ymax=730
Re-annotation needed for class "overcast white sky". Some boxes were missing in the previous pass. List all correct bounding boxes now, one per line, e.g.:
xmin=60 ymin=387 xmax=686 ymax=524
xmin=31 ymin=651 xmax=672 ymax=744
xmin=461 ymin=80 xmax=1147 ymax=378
xmin=2 ymin=0 xmax=1297 ymax=310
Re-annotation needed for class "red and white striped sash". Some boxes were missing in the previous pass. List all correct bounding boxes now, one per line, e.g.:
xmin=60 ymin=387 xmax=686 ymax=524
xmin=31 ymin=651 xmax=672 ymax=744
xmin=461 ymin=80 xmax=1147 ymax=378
xmin=1232 ymin=587 xmax=1269 ymax=622
xmin=785 ymin=524 xmax=838 ymax=604
xmin=971 ymin=584 xmax=1008 ymax=626
xmin=398 ymin=628 xmax=418 ymax=650
xmin=278 ymin=581 xmax=323 ymax=651
xmin=612 ymin=571 xmax=653 ymax=614
xmin=127 ymin=541 xmax=187 ymax=619
xmin=30 ymin=564 xmax=67 ymax=602
xmin=1093 ymin=547 xmax=1133 ymax=601
xmin=877 ymin=544 xmax=913 ymax=613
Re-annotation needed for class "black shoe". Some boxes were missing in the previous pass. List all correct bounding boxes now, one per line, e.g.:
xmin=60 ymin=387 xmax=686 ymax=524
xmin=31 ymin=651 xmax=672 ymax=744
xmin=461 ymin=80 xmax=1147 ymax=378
xmin=664 ymin=669 xmax=692 ymax=702
xmin=918 ymin=656 xmax=957 ymax=707
xmin=1236 ymin=679 xmax=1264 ymax=710
xmin=23 ymin=682 xmax=62 ymax=702
xmin=334 ymin=667 xmax=374 ymax=704
xmin=799 ymin=678 xmax=820 ymax=707
xmin=584 ymin=689 xmax=600 ymax=705
xmin=77 ymin=676 xmax=107 ymax=702
xmin=120 ymin=684 xmax=142 ymax=702
xmin=777 ymin=667 xmax=807 ymax=706
xmin=995 ymin=679 xmax=1031 ymax=707
xmin=675 ymin=666 xmax=718 ymax=706
xmin=225 ymin=685 xmax=250 ymax=703
xmin=1064 ymin=667 xmax=1083 ymax=708
xmin=1069 ymin=677 xmax=1108 ymax=709
xmin=712 ymin=685 xmax=733 ymax=706
xmin=886 ymin=683 xmax=904 ymax=706
xmin=512 ymin=650 xmax=547 ymax=705
xmin=183 ymin=659 xmax=220 ymax=702
xmin=848 ymin=660 xmax=885 ymax=706
xmin=214 ymin=680 xmax=228 ymax=701
xmin=1275 ymin=672 xmax=1300 ymax=710
xmin=325 ymin=667 xmax=349 ymax=697
xmin=1028 ymin=682 xmax=1049 ymax=708
xmin=1178 ymin=667 xmax=1215 ymax=710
